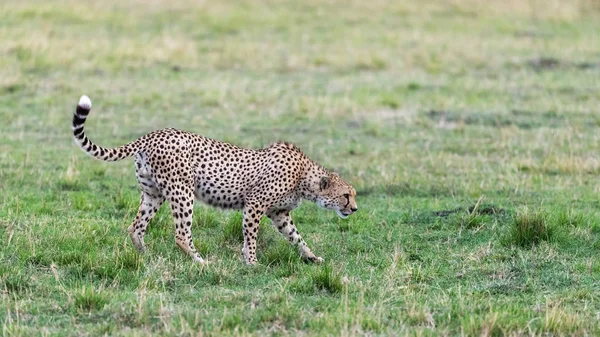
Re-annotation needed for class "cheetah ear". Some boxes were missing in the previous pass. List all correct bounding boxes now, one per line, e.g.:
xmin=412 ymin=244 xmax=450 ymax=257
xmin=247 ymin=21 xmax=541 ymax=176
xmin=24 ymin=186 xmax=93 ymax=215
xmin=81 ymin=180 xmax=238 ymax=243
xmin=320 ymin=176 xmax=331 ymax=190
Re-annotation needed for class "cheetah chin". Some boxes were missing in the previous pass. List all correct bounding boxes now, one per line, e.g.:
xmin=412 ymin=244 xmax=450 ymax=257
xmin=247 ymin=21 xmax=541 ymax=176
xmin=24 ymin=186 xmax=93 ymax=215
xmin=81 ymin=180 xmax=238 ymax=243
xmin=72 ymin=95 xmax=358 ymax=266
xmin=336 ymin=210 xmax=350 ymax=219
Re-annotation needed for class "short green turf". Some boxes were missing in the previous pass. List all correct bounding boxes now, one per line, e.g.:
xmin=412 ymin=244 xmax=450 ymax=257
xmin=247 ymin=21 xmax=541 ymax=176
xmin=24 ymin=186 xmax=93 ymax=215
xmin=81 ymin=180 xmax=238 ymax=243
xmin=1 ymin=0 xmax=600 ymax=336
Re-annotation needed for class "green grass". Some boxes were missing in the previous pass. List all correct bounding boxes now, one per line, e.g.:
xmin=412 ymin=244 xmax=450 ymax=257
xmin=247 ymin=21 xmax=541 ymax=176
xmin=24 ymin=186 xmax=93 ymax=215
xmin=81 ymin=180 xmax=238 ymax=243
xmin=504 ymin=208 xmax=557 ymax=248
xmin=1 ymin=0 xmax=600 ymax=335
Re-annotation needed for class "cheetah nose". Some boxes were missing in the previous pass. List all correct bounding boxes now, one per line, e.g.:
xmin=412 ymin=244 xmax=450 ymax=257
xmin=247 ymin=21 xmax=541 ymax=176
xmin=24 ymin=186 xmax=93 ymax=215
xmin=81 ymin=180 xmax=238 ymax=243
xmin=350 ymin=207 xmax=358 ymax=213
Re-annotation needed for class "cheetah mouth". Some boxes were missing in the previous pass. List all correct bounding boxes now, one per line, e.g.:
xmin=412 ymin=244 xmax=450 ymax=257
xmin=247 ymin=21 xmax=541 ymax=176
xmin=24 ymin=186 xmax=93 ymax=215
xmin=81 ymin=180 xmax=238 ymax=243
xmin=336 ymin=210 xmax=351 ymax=219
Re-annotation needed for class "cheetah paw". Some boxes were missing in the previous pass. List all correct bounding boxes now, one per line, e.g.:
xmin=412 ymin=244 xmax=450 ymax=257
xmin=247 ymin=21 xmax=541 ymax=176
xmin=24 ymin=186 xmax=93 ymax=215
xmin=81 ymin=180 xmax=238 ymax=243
xmin=192 ymin=256 xmax=207 ymax=265
xmin=307 ymin=256 xmax=325 ymax=263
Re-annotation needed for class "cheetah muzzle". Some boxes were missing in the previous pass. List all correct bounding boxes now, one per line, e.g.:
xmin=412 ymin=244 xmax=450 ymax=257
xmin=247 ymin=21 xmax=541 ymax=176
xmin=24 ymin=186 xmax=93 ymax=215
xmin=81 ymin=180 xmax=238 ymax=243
xmin=72 ymin=95 xmax=358 ymax=265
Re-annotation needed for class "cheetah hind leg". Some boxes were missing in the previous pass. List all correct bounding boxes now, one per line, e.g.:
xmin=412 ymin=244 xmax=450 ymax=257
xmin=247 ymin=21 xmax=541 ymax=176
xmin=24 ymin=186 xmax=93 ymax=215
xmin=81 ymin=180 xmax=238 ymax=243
xmin=128 ymin=193 xmax=165 ymax=253
xmin=242 ymin=205 xmax=265 ymax=265
xmin=167 ymin=190 xmax=206 ymax=265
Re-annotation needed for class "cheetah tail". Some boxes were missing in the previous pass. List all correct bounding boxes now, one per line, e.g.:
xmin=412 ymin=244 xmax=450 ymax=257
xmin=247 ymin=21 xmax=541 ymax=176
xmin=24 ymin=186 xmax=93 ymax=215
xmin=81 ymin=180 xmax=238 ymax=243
xmin=72 ymin=95 xmax=138 ymax=162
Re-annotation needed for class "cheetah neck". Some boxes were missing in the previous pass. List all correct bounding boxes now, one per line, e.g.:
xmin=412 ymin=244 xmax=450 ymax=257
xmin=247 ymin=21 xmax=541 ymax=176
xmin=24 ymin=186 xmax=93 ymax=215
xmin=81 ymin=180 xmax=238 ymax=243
xmin=299 ymin=161 xmax=330 ymax=202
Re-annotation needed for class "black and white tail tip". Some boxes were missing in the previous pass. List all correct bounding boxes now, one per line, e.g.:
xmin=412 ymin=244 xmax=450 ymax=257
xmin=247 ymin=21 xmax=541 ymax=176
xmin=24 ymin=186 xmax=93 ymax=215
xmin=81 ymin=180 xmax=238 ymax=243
xmin=73 ymin=95 xmax=92 ymax=135
xmin=78 ymin=95 xmax=92 ymax=110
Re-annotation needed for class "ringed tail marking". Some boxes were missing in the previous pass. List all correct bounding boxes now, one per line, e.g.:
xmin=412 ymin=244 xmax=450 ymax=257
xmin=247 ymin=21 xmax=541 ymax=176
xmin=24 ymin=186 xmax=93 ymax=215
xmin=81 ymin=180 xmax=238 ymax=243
xmin=72 ymin=95 xmax=138 ymax=162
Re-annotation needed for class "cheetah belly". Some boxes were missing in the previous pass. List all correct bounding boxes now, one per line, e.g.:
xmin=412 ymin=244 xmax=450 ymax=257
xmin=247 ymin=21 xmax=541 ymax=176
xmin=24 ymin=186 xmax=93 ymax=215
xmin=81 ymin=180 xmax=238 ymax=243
xmin=193 ymin=174 xmax=246 ymax=210
xmin=271 ymin=193 xmax=302 ymax=210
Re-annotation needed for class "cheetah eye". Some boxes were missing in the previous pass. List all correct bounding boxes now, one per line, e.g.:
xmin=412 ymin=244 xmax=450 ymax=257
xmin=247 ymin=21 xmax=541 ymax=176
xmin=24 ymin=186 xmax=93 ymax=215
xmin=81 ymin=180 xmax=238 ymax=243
xmin=342 ymin=194 xmax=350 ymax=207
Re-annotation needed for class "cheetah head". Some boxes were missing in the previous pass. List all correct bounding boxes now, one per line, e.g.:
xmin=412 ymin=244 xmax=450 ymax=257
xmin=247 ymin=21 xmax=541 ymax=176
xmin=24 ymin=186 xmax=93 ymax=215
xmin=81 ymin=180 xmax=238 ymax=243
xmin=315 ymin=173 xmax=358 ymax=219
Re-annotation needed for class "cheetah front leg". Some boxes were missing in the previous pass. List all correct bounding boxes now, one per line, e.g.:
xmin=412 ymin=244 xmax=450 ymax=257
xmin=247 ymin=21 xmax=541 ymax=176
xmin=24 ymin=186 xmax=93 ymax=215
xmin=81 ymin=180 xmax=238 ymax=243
xmin=267 ymin=210 xmax=324 ymax=263
xmin=242 ymin=204 xmax=265 ymax=265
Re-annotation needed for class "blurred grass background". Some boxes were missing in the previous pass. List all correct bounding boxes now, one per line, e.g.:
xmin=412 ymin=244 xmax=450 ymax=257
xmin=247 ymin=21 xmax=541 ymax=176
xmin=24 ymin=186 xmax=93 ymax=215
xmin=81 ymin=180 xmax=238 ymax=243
xmin=1 ymin=0 xmax=600 ymax=336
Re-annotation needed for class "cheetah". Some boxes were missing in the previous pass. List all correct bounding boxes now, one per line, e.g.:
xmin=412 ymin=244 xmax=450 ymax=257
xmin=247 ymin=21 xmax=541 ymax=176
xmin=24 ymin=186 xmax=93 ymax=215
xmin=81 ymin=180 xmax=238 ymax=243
xmin=72 ymin=95 xmax=358 ymax=265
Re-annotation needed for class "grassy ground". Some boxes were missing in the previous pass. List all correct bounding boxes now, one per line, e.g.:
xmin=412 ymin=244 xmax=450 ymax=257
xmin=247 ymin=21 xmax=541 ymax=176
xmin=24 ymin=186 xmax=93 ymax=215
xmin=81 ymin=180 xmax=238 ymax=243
xmin=1 ymin=0 xmax=600 ymax=335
